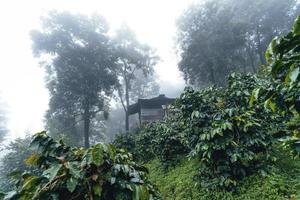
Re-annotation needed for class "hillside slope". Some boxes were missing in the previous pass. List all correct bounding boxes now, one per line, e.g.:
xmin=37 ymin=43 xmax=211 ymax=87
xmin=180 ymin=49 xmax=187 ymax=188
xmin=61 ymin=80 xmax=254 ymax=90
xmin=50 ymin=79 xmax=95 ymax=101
xmin=146 ymin=154 xmax=300 ymax=200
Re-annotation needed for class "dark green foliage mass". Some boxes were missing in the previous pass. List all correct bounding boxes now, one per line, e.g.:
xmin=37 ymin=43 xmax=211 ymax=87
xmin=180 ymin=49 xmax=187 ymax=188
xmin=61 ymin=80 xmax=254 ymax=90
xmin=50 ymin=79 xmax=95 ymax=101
xmin=3 ymin=132 xmax=160 ymax=200
xmin=114 ymin=121 xmax=188 ymax=168
xmin=114 ymin=125 xmax=158 ymax=163
xmin=172 ymin=74 xmax=276 ymax=189
xmin=115 ymin=73 xmax=278 ymax=189
xmin=251 ymin=16 xmax=300 ymax=156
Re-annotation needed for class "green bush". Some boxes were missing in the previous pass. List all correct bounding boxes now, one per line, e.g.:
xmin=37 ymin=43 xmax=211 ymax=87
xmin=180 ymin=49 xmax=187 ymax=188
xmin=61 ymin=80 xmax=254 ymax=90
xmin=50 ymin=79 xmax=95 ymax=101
xmin=252 ymin=15 xmax=300 ymax=156
xmin=113 ymin=124 xmax=157 ymax=162
xmin=150 ymin=121 xmax=189 ymax=169
xmin=4 ymin=132 xmax=160 ymax=200
xmin=171 ymin=73 xmax=276 ymax=189
xmin=114 ymin=122 xmax=188 ymax=168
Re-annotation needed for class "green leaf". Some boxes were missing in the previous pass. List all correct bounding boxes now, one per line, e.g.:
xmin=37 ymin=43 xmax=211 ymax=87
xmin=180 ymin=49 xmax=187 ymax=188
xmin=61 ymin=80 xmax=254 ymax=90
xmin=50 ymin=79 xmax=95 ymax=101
xmin=24 ymin=154 xmax=40 ymax=166
xmin=191 ymin=111 xmax=200 ymax=119
xmin=265 ymin=37 xmax=278 ymax=63
xmin=289 ymin=67 xmax=299 ymax=84
xmin=132 ymin=185 xmax=149 ymax=200
xmin=264 ymin=98 xmax=277 ymax=112
xmin=107 ymin=144 xmax=117 ymax=160
xmin=230 ymin=154 xmax=239 ymax=163
xmin=43 ymin=164 xmax=62 ymax=181
xmin=66 ymin=177 xmax=78 ymax=193
xmin=293 ymin=16 xmax=300 ymax=35
xmin=91 ymin=144 xmax=104 ymax=166
xmin=68 ymin=161 xmax=81 ymax=179
xmin=21 ymin=175 xmax=40 ymax=194
xmin=249 ymin=88 xmax=260 ymax=107
xmin=93 ymin=185 xmax=102 ymax=197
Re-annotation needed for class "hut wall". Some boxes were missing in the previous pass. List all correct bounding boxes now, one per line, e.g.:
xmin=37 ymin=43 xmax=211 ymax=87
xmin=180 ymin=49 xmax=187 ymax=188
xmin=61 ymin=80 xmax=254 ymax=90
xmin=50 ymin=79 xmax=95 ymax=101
xmin=140 ymin=108 xmax=164 ymax=123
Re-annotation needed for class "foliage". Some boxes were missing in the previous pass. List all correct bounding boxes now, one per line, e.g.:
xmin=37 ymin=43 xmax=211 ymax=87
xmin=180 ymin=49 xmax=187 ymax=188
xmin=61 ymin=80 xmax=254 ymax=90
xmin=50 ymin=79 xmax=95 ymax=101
xmin=114 ymin=122 xmax=188 ymax=168
xmin=4 ymin=132 xmax=160 ymax=200
xmin=263 ymin=16 xmax=300 ymax=115
xmin=177 ymin=0 xmax=299 ymax=86
xmin=114 ymin=73 xmax=278 ymax=189
xmin=31 ymin=11 xmax=118 ymax=147
xmin=145 ymin=155 xmax=300 ymax=200
xmin=149 ymin=121 xmax=189 ymax=169
xmin=0 ymin=136 xmax=39 ymax=192
xmin=171 ymin=73 xmax=276 ymax=189
xmin=252 ymin=16 xmax=300 ymax=156
xmin=114 ymin=124 xmax=158 ymax=163
xmin=113 ymin=132 xmax=137 ymax=157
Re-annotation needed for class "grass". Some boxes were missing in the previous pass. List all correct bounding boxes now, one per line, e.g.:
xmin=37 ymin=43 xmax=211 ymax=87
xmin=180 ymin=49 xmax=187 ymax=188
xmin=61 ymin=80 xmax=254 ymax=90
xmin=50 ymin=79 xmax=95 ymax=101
xmin=145 ymin=152 xmax=300 ymax=200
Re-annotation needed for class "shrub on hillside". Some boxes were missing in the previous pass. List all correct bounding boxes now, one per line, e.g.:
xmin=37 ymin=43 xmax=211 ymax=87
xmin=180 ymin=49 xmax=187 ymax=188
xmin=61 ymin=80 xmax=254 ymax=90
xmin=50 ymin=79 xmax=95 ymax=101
xmin=114 ymin=122 xmax=188 ymax=167
xmin=252 ymin=16 xmax=300 ymax=156
xmin=3 ymin=132 xmax=160 ymax=200
xmin=170 ymin=73 xmax=277 ymax=189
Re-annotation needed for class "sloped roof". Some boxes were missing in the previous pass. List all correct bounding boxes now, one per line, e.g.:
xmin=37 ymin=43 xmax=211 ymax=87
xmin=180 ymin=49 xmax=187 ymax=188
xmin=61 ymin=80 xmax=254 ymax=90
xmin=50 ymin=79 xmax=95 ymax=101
xmin=128 ymin=94 xmax=175 ymax=115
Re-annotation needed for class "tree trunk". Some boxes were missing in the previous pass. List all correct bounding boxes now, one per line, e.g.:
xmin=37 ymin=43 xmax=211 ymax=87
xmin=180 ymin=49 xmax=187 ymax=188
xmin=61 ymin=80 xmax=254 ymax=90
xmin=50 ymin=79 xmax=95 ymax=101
xmin=209 ymin=64 xmax=216 ymax=86
xmin=125 ymin=111 xmax=129 ymax=132
xmin=83 ymin=100 xmax=90 ymax=148
xmin=125 ymin=79 xmax=130 ymax=132
xmin=246 ymin=44 xmax=256 ymax=72
xmin=256 ymin=26 xmax=266 ymax=65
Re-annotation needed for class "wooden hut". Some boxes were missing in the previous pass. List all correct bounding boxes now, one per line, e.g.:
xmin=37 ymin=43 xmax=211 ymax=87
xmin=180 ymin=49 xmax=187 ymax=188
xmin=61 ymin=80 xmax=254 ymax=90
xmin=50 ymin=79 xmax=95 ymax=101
xmin=128 ymin=94 xmax=175 ymax=125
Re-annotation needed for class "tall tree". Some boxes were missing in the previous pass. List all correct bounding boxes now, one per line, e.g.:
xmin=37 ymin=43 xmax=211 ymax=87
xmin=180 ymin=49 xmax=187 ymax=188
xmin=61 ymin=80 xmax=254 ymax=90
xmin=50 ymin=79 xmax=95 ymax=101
xmin=114 ymin=25 xmax=158 ymax=131
xmin=177 ymin=1 xmax=247 ymax=86
xmin=177 ymin=0 xmax=299 ymax=87
xmin=31 ymin=12 xmax=117 ymax=148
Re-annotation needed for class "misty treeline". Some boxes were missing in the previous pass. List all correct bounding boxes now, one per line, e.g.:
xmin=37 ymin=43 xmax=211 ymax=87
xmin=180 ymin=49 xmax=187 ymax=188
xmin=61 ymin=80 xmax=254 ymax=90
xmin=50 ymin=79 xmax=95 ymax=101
xmin=30 ymin=12 xmax=160 ymax=148
xmin=177 ymin=0 xmax=300 ymax=86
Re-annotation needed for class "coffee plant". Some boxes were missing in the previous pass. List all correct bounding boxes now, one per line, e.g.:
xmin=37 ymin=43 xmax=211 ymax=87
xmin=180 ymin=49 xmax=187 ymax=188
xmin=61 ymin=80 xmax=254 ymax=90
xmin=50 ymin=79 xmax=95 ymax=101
xmin=252 ymin=15 xmax=300 ymax=156
xmin=171 ymin=73 xmax=276 ymax=189
xmin=114 ymin=122 xmax=188 ymax=168
xmin=3 ymin=132 xmax=160 ymax=200
xmin=114 ymin=124 xmax=157 ymax=162
xmin=151 ymin=121 xmax=189 ymax=169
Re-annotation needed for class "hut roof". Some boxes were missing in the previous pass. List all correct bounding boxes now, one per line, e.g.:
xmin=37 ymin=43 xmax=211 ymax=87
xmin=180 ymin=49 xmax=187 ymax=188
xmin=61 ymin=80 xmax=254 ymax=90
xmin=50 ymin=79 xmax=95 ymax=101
xmin=128 ymin=94 xmax=175 ymax=115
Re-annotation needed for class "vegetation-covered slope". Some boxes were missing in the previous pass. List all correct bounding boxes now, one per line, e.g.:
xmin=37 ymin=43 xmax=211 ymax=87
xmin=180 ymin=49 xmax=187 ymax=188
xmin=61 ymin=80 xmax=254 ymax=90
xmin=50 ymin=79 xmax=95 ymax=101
xmin=146 ymin=154 xmax=300 ymax=200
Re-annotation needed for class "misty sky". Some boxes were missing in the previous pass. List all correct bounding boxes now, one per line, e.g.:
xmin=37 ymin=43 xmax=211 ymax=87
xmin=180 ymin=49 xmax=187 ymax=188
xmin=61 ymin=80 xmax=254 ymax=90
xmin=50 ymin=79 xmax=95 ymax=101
xmin=0 ymin=0 xmax=196 ymax=140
